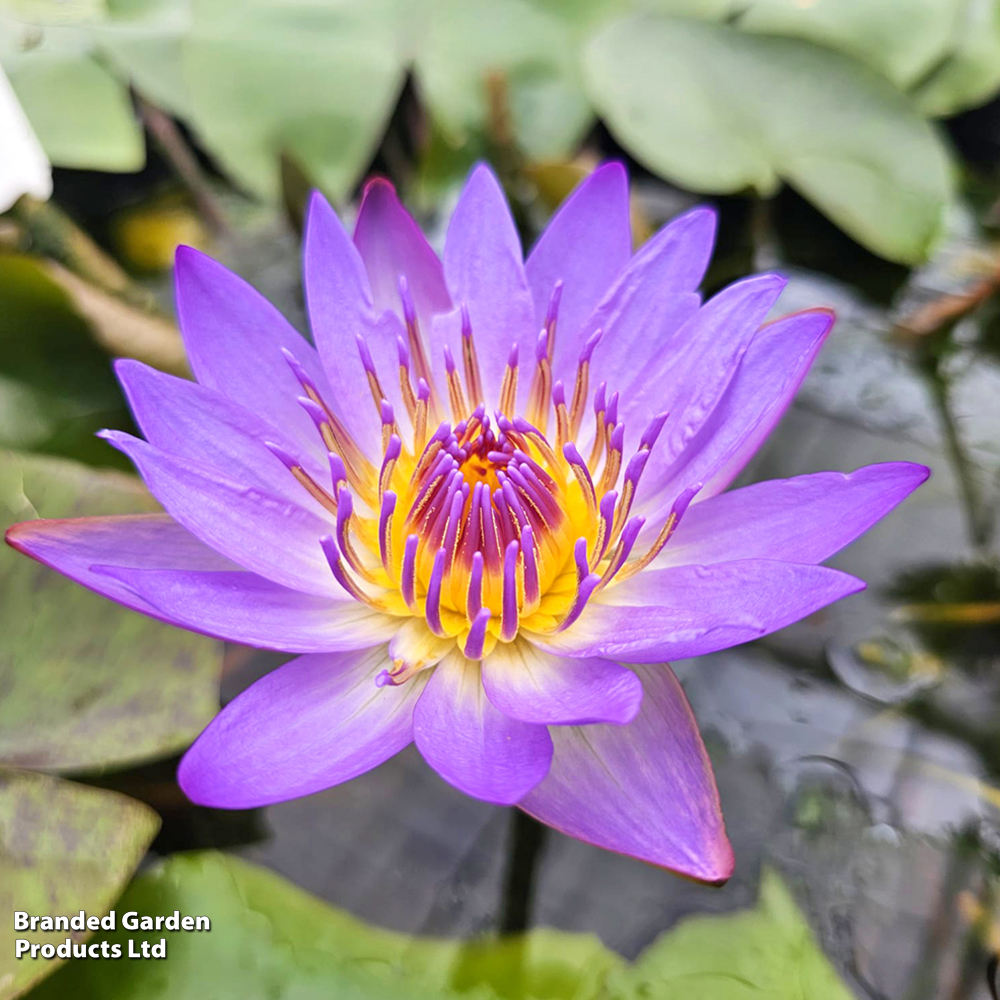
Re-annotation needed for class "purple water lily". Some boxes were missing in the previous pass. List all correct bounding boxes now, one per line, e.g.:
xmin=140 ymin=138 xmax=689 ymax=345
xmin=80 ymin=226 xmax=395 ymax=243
xmin=7 ymin=164 xmax=927 ymax=882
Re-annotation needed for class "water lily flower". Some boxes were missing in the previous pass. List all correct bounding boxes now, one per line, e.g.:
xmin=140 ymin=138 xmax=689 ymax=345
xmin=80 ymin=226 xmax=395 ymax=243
xmin=6 ymin=164 xmax=928 ymax=883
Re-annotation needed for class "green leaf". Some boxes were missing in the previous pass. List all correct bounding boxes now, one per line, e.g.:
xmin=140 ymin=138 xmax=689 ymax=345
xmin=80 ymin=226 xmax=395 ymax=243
xmin=584 ymin=13 xmax=954 ymax=264
xmin=735 ymin=0 xmax=963 ymax=90
xmin=0 ymin=255 xmax=134 ymax=466
xmin=913 ymin=0 xmax=1000 ymax=117
xmin=0 ymin=770 xmax=159 ymax=1000
xmin=0 ymin=451 xmax=223 ymax=772
xmin=609 ymin=869 xmax=856 ymax=1000
xmin=415 ymin=0 xmax=599 ymax=162
xmin=32 ymin=852 xmax=624 ymax=999
xmin=177 ymin=0 xmax=405 ymax=200
xmin=0 ymin=19 xmax=144 ymax=171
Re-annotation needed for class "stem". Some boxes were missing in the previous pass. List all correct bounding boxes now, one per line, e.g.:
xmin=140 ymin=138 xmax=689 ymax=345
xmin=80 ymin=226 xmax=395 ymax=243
xmin=927 ymin=365 xmax=992 ymax=550
xmin=9 ymin=195 xmax=162 ymax=315
xmin=498 ymin=809 xmax=547 ymax=935
xmin=138 ymin=97 xmax=228 ymax=234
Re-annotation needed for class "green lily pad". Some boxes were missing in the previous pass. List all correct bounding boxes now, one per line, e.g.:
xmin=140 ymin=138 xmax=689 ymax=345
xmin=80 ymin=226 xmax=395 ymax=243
xmin=584 ymin=13 xmax=954 ymax=264
xmin=735 ymin=0 xmax=963 ymax=91
xmin=177 ymin=0 xmax=405 ymax=201
xmin=31 ymin=851 xmax=624 ymax=999
xmin=415 ymin=0 xmax=600 ymax=162
xmin=609 ymin=868 xmax=855 ymax=1000
xmin=913 ymin=0 xmax=1000 ymax=117
xmin=0 ymin=451 xmax=222 ymax=772
xmin=0 ymin=18 xmax=144 ymax=171
xmin=0 ymin=769 xmax=159 ymax=1000
xmin=0 ymin=255 xmax=135 ymax=467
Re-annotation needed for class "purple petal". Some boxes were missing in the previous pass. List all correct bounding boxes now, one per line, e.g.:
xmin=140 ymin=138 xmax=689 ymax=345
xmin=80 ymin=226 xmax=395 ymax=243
xmin=532 ymin=559 xmax=865 ymax=662
xmin=353 ymin=178 xmax=452 ymax=333
xmin=303 ymin=191 xmax=402 ymax=458
xmin=661 ymin=462 xmax=930 ymax=568
xmin=579 ymin=206 xmax=717 ymax=425
xmin=482 ymin=642 xmax=642 ymax=725
xmin=6 ymin=514 xmax=235 ymax=618
xmin=93 ymin=566 xmax=393 ymax=651
xmin=441 ymin=164 xmax=536 ymax=404
xmin=413 ymin=653 xmax=553 ymax=805
xmin=525 ymin=164 xmax=631 ymax=387
xmin=179 ymin=647 xmax=423 ymax=808
xmin=641 ymin=309 xmax=834 ymax=513
xmin=521 ymin=662 xmax=732 ymax=882
xmin=115 ymin=359 xmax=327 ymax=503
xmin=619 ymin=273 xmax=786 ymax=476
xmin=174 ymin=246 xmax=335 ymax=462
xmin=101 ymin=431 xmax=336 ymax=596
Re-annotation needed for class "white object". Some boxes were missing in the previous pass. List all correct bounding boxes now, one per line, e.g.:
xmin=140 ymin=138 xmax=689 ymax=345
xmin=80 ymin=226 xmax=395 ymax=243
xmin=0 ymin=61 xmax=52 ymax=213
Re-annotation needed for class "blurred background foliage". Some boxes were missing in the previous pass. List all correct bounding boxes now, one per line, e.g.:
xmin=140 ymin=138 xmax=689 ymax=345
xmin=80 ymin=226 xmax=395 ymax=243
xmin=2 ymin=0 xmax=999 ymax=261
xmin=3 ymin=0 xmax=1000 ymax=997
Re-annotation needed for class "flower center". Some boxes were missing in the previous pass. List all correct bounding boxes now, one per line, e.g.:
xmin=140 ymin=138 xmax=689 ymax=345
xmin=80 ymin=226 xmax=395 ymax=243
xmin=266 ymin=279 xmax=697 ymax=672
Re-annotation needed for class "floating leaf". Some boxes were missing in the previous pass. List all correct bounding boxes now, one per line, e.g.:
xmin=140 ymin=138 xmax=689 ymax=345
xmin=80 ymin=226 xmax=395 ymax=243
xmin=609 ymin=868 xmax=855 ymax=1000
xmin=0 ymin=18 xmax=143 ymax=171
xmin=415 ymin=0 xmax=601 ymax=162
xmin=913 ymin=0 xmax=1000 ymax=116
xmin=0 ymin=255 xmax=136 ymax=465
xmin=33 ymin=851 xmax=624 ymax=999
xmin=177 ymin=0 xmax=405 ymax=200
xmin=0 ymin=451 xmax=222 ymax=772
xmin=735 ymin=0 xmax=963 ymax=90
xmin=0 ymin=770 xmax=159 ymax=1000
xmin=584 ymin=13 xmax=954 ymax=264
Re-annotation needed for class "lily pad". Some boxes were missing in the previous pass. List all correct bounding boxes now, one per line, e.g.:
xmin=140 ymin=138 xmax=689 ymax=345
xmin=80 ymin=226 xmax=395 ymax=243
xmin=0 ymin=451 xmax=223 ymax=772
xmin=913 ymin=0 xmax=1000 ymax=116
xmin=735 ymin=0 xmax=964 ymax=91
xmin=32 ymin=851 xmax=624 ymax=999
xmin=584 ymin=13 xmax=954 ymax=264
xmin=0 ymin=17 xmax=143 ymax=171
xmin=0 ymin=769 xmax=159 ymax=1000
xmin=0 ymin=254 xmax=136 ymax=466
xmin=609 ymin=868 xmax=855 ymax=1000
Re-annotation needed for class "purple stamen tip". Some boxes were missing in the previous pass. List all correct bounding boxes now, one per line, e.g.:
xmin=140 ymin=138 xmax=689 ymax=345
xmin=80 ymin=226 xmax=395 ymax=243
xmin=385 ymin=434 xmax=402 ymax=463
xmin=464 ymin=607 xmax=492 ymax=660
xmin=505 ymin=342 xmax=519 ymax=369
xmin=552 ymin=381 xmax=566 ymax=407
xmin=356 ymin=334 xmax=376 ymax=374
xmin=606 ymin=392 xmax=620 ymax=426
xmin=545 ymin=281 xmax=563 ymax=325
xmin=398 ymin=275 xmax=417 ymax=326
xmin=558 ymin=573 xmax=601 ymax=632
xmin=594 ymin=381 xmax=607 ymax=414
xmin=574 ymin=536 xmax=589 ymax=579
xmin=600 ymin=490 xmax=618 ymax=520
xmin=298 ymin=396 xmax=326 ymax=428
xmin=580 ymin=328 xmax=602 ymax=364
xmin=329 ymin=452 xmax=347 ymax=486
xmin=460 ymin=302 xmax=472 ymax=339
xmin=610 ymin=423 xmax=625 ymax=452
xmin=417 ymin=377 xmax=431 ymax=402
xmin=535 ymin=329 xmax=548 ymax=363
xmin=625 ymin=449 xmax=650 ymax=485
xmin=264 ymin=440 xmax=298 ymax=471
xmin=375 ymin=670 xmax=393 ymax=688
xmin=397 ymin=335 xmax=410 ymax=370
xmin=640 ymin=411 xmax=669 ymax=450
xmin=426 ymin=548 xmax=447 ymax=636
xmin=381 ymin=399 xmax=395 ymax=426
xmin=443 ymin=344 xmax=456 ymax=373
xmin=563 ymin=441 xmax=587 ymax=470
